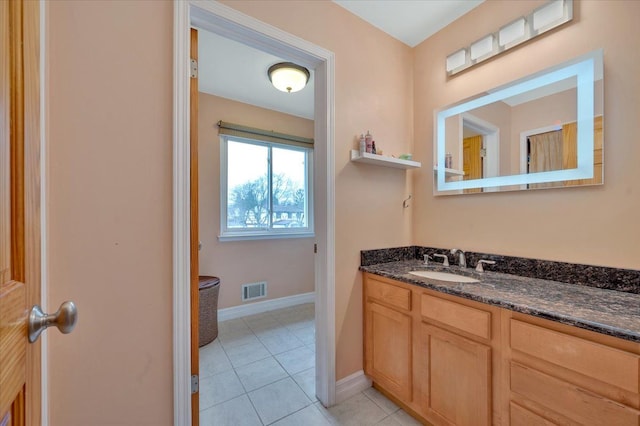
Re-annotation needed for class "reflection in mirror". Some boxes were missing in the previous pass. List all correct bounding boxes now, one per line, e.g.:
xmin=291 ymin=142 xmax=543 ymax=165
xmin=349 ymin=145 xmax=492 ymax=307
xmin=434 ymin=49 xmax=603 ymax=195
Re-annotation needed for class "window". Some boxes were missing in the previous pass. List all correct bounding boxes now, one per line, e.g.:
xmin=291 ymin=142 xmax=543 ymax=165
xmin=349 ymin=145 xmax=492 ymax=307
xmin=220 ymin=135 xmax=313 ymax=240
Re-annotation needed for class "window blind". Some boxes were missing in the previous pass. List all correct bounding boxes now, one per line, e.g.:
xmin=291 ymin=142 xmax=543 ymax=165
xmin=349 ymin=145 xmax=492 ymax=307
xmin=217 ymin=120 xmax=314 ymax=149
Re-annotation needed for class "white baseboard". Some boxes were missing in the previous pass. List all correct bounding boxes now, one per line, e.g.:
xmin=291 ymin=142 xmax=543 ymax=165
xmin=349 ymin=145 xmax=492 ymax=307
xmin=335 ymin=370 xmax=372 ymax=404
xmin=218 ymin=292 xmax=315 ymax=322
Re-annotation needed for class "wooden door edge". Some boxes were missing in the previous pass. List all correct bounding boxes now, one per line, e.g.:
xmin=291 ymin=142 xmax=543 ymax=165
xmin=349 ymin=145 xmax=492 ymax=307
xmin=189 ymin=27 xmax=199 ymax=426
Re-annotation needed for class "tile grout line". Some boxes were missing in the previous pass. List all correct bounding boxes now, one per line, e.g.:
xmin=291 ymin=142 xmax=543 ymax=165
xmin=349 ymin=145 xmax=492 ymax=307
xmin=200 ymin=304 xmax=318 ymax=424
xmin=240 ymin=316 xmax=269 ymax=426
xmin=243 ymin=335 xmax=314 ymax=425
xmin=362 ymin=388 xmax=401 ymax=416
xmin=244 ymin=380 xmax=267 ymax=426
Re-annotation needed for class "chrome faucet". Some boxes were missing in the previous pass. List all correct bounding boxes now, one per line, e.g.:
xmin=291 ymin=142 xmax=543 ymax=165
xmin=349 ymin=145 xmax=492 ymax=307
xmin=433 ymin=253 xmax=449 ymax=266
xmin=450 ymin=248 xmax=467 ymax=268
xmin=475 ymin=259 xmax=496 ymax=272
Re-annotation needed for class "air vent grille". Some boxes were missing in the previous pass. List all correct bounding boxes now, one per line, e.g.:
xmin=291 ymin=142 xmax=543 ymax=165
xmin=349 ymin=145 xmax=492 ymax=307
xmin=242 ymin=281 xmax=267 ymax=301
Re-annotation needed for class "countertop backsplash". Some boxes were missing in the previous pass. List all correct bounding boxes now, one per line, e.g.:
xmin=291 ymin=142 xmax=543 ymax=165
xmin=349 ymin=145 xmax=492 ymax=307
xmin=361 ymin=246 xmax=640 ymax=295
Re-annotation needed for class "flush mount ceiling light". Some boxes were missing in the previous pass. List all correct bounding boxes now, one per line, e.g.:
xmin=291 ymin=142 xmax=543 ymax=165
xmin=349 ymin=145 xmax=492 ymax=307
xmin=268 ymin=62 xmax=310 ymax=93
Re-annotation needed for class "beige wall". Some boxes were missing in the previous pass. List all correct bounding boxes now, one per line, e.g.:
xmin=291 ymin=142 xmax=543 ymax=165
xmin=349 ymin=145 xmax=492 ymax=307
xmin=46 ymin=0 xmax=413 ymax=422
xmin=219 ymin=0 xmax=415 ymax=379
xmin=47 ymin=1 xmax=173 ymax=424
xmin=46 ymin=0 xmax=640 ymax=422
xmin=198 ymin=93 xmax=315 ymax=309
xmin=414 ymin=0 xmax=640 ymax=268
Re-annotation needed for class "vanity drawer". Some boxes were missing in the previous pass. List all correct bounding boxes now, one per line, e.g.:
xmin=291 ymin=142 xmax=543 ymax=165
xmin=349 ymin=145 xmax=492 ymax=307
xmin=510 ymin=319 xmax=640 ymax=393
xmin=421 ymin=294 xmax=491 ymax=340
xmin=509 ymin=402 xmax=555 ymax=426
xmin=510 ymin=362 xmax=640 ymax=426
xmin=366 ymin=277 xmax=411 ymax=312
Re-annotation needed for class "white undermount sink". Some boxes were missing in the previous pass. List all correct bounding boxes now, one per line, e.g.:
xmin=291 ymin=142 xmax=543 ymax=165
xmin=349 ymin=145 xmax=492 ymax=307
xmin=409 ymin=270 xmax=479 ymax=283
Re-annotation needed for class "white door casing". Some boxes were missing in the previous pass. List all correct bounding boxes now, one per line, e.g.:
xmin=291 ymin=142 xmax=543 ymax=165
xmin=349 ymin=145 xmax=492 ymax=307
xmin=173 ymin=1 xmax=336 ymax=424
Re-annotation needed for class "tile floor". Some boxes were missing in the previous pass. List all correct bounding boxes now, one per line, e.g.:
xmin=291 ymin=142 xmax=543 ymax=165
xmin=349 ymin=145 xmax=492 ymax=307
xmin=199 ymin=303 xmax=423 ymax=426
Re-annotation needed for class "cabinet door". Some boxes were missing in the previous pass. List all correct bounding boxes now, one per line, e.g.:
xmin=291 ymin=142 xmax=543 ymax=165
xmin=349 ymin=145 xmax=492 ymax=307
xmin=418 ymin=323 xmax=491 ymax=426
xmin=364 ymin=301 xmax=412 ymax=401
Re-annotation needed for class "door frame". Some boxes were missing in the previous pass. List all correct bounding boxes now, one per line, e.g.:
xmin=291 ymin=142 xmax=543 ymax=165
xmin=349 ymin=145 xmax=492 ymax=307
xmin=461 ymin=113 xmax=500 ymax=179
xmin=173 ymin=1 xmax=336 ymax=424
xmin=461 ymin=113 xmax=500 ymax=193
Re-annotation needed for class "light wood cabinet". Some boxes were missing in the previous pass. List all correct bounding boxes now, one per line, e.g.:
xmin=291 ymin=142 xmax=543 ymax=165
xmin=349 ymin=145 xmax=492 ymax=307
xmin=362 ymin=272 xmax=640 ymax=426
xmin=510 ymin=319 xmax=640 ymax=395
xmin=506 ymin=313 xmax=640 ymax=425
xmin=509 ymin=402 xmax=556 ymax=426
xmin=417 ymin=290 xmax=498 ymax=426
xmin=417 ymin=323 xmax=491 ymax=425
xmin=420 ymin=293 xmax=492 ymax=340
xmin=509 ymin=362 xmax=639 ymax=425
xmin=363 ymin=273 xmax=499 ymax=425
xmin=364 ymin=275 xmax=413 ymax=401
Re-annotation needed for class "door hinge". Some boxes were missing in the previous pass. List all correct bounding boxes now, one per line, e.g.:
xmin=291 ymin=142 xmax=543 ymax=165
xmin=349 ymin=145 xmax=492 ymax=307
xmin=314 ymin=243 xmax=317 ymax=254
xmin=191 ymin=374 xmax=199 ymax=394
xmin=190 ymin=59 xmax=198 ymax=78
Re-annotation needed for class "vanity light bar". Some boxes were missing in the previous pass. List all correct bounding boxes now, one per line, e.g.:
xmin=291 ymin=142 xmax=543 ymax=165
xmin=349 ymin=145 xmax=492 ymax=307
xmin=499 ymin=18 xmax=527 ymax=49
xmin=446 ymin=49 xmax=467 ymax=73
xmin=533 ymin=0 xmax=566 ymax=31
xmin=445 ymin=0 xmax=573 ymax=76
xmin=470 ymin=34 xmax=495 ymax=61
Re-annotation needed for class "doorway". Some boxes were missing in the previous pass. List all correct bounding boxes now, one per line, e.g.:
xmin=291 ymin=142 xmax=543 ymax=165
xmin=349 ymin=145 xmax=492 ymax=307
xmin=196 ymin=25 xmax=318 ymax=423
xmin=461 ymin=113 xmax=500 ymax=193
xmin=173 ymin=2 xmax=336 ymax=424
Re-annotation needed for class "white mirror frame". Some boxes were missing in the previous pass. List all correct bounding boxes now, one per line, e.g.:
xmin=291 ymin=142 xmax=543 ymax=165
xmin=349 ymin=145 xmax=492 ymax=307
xmin=434 ymin=49 xmax=603 ymax=194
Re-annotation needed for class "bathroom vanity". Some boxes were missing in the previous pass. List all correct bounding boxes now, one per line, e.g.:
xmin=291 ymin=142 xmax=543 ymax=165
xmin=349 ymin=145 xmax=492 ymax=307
xmin=361 ymin=252 xmax=640 ymax=426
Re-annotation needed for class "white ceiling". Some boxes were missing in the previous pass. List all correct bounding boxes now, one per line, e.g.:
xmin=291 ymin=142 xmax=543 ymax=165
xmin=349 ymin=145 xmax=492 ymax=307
xmin=198 ymin=1 xmax=484 ymax=119
xmin=333 ymin=0 xmax=484 ymax=47
xmin=198 ymin=29 xmax=315 ymax=119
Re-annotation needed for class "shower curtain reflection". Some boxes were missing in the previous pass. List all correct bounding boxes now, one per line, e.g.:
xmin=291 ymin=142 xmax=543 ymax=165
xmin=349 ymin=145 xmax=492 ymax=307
xmin=528 ymin=130 xmax=563 ymax=189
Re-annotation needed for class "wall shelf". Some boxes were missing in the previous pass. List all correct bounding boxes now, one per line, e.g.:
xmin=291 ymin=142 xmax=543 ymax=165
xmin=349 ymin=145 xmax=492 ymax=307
xmin=350 ymin=150 xmax=421 ymax=170
xmin=433 ymin=166 xmax=465 ymax=178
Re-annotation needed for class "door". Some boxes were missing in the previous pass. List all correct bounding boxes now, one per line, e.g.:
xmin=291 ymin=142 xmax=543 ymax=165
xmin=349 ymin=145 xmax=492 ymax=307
xmin=364 ymin=301 xmax=412 ymax=401
xmin=418 ymin=324 xmax=491 ymax=426
xmin=189 ymin=28 xmax=200 ymax=426
xmin=562 ymin=116 xmax=603 ymax=186
xmin=1 ymin=1 xmax=41 ymax=424
xmin=463 ymin=135 xmax=482 ymax=194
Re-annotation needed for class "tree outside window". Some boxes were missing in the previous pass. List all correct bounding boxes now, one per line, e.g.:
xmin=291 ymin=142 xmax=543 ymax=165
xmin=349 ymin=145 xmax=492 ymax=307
xmin=221 ymin=137 xmax=312 ymax=240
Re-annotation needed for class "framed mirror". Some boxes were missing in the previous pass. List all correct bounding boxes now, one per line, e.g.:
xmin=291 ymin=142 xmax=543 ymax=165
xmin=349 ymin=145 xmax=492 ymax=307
xmin=434 ymin=49 xmax=603 ymax=195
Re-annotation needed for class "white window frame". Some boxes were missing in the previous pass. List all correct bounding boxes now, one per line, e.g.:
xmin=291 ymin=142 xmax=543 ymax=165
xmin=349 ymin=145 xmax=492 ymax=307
xmin=219 ymin=135 xmax=314 ymax=241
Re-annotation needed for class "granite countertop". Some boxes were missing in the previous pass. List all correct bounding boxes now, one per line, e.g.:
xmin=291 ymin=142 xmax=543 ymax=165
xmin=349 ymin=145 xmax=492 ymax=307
xmin=360 ymin=259 xmax=640 ymax=343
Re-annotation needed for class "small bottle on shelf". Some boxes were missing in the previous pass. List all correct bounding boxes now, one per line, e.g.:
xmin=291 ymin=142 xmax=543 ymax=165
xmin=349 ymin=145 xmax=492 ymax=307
xmin=445 ymin=153 xmax=452 ymax=169
xmin=371 ymin=141 xmax=377 ymax=154
xmin=359 ymin=133 xmax=366 ymax=155
xmin=365 ymin=131 xmax=373 ymax=153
